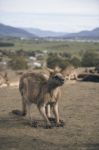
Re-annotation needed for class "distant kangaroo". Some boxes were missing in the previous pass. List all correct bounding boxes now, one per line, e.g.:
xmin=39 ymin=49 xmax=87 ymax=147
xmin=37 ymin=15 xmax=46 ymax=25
xmin=13 ymin=68 xmax=65 ymax=128
xmin=0 ymin=72 xmax=10 ymax=87
xmin=62 ymin=65 xmax=78 ymax=80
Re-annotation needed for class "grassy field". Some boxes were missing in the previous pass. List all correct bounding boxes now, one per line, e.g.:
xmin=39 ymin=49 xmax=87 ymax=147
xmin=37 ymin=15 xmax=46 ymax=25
xmin=0 ymin=39 xmax=99 ymax=150
xmin=0 ymin=73 xmax=99 ymax=150
xmin=0 ymin=38 xmax=99 ymax=54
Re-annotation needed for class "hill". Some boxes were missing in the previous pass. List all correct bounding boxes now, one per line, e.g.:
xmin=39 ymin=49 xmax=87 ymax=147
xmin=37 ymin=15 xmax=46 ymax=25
xmin=23 ymin=27 xmax=67 ymax=37
xmin=0 ymin=23 xmax=99 ymax=40
xmin=0 ymin=23 xmax=36 ymax=38
xmin=63 ymin=28 xmax=99 ymax=40
xmin=24 ymin=27 xmax=99 ymax=40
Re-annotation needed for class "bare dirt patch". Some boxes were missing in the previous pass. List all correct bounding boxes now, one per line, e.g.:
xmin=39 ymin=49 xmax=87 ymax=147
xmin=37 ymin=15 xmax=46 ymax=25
xmin=0 ymin=81 xmax=99 ymax=150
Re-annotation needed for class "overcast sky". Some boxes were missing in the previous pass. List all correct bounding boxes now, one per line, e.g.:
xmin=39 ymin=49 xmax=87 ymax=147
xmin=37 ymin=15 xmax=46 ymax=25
xmin=0 ymin=0 xmax=99 ymax=32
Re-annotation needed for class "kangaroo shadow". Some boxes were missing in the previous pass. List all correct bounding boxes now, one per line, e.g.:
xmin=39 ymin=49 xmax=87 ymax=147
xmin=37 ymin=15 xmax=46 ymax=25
xmin=0 ymin=111 xmax=58 ymax=129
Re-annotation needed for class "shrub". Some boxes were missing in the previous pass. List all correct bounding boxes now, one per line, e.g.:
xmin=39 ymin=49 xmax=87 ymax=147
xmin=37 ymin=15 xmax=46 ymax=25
xmin=70 ymin=56 xmax=81 ymax=67
xmin=8 ymin=56 xmax=28 ymax=70
xmin=0 ymin=42 xmax=14 ymax=47
xmin=62 ymin=52 xmax=71 ymax=58
xmin=47 ymin=55 xmax=70 ymax=69
xmin=81 ymin=51 xmax=99 ymax=67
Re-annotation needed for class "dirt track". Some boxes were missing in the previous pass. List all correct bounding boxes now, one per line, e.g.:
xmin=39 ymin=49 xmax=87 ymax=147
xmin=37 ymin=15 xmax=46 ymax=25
xmin=0 ymin=81 xmax=99 ymax=150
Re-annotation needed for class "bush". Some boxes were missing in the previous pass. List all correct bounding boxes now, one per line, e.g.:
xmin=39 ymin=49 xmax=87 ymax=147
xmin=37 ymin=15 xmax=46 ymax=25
xmin=62 ymin=52 xmax=71 ymax=58
xmin=0 ymin=42 xmax=14 ymax=47
xmin=47 ymin=55 xmax=70 ymax=69
xmin=70 ymin=56 xmax=81 ymax=67
xmin=81 ymin=51 xmax=99 ymax=67
xmin=8 ymin=56 xmax=28 ymax=70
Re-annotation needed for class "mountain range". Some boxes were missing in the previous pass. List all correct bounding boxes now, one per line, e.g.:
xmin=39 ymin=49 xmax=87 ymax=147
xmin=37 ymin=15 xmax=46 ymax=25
xmin=0 ymin=23 xmax=99 ymax=40
xmin=63 ymin=28 xmax=99 ymax=40
xmin=23 ymin=27 xmax=67 ymax=37
xmin=0 ymin=23 xmax=36 ymax=38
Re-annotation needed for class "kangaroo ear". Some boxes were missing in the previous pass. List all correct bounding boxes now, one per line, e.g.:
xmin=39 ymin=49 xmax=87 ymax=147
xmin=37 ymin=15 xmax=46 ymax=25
xmin=47 ymin=68 xmax=54 ymax=73
xmin=47 ymin=68 xmax=54 ymax=76
xmin=54 ymin=66 xmax=62 ymax=73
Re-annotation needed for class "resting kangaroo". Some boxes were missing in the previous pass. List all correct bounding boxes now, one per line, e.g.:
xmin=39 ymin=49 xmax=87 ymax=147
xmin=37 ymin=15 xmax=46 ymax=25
xmin=13 ymin=68 xmax=65 ymax=128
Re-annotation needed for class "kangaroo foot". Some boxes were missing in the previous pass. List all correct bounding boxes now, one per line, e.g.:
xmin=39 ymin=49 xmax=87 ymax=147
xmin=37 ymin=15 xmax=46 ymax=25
xmin=48 ymin=117 xmax=56 ymax=122
xmin=31 ymin=120 xmax=38 ymax=128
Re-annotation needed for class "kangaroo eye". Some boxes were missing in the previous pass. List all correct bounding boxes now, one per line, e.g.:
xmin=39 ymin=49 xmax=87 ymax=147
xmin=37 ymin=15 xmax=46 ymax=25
xmin=54 ymin=76 xmax=59 ymax=79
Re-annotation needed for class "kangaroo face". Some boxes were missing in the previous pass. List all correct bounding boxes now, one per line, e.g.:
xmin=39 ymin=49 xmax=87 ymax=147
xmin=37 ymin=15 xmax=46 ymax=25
xmin=47 ymin=67 xmax=65 ymax=87
xmin=50 ymin=72 xmax=65 ymax=87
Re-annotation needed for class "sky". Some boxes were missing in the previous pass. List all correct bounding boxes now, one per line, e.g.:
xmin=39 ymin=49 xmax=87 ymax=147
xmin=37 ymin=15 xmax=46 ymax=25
xmin=0 ymin=0 xmax=99 ymax=32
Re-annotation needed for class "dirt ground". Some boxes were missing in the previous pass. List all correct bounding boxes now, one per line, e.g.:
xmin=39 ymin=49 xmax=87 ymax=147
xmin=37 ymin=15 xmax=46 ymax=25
xmin=0 ymin=80 xmax=99 ymax=150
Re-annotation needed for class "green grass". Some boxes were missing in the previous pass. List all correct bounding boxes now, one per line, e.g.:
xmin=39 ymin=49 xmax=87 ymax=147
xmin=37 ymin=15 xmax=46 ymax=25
xmin=0 ymin=38 xmax=99 ymax=55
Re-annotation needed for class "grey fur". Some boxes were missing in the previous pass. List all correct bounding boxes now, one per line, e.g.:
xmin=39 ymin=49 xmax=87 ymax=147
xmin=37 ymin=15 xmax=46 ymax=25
xmin=19 ymin=69 xmax=65 ymax=128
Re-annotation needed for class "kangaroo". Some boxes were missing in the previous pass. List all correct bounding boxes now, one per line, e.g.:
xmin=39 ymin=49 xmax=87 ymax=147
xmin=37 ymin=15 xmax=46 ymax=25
xmin=0 ymin=72 xmax=10 ymax=87
xmin=13 ymin=68 xmax=65 ymax=128
xmin=62 ymin=65 xmax=78 ymax=80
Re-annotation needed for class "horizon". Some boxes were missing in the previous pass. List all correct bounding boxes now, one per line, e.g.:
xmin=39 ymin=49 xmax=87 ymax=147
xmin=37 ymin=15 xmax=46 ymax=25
xmin=0 ymin=0 xmax=99 ymax=32
xmin=0 ymin=21 xmax=99 ymax=34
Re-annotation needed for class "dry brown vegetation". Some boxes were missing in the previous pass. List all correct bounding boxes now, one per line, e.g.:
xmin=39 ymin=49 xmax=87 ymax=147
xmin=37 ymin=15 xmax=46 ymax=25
xmin=0 ymin=70 xmax=99 ymax=150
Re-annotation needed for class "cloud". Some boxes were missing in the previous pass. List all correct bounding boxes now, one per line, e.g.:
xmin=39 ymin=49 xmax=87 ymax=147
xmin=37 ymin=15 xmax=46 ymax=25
xmin=0 ymin=0 xmax=99 ymax=15
xmin=0 ymin=12 xmax=99 ymax=32
xmin=0 ymin=0 xmax=99 ymax=32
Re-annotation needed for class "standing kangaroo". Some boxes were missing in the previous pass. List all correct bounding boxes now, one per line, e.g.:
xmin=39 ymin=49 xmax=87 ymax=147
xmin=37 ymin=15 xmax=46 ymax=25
xmin=13 ymin=68 xmax=65 ymax=128
xmin=0 ymin=72 xmax=10 ymax=87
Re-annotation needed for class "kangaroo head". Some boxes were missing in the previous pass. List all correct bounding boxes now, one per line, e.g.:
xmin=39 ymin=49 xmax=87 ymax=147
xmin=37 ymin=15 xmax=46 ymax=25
xmin=48 ymin=66 xmax=65 ymax=87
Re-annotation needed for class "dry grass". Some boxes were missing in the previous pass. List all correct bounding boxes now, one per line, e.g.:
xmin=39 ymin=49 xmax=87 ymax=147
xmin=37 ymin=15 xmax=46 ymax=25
xmin=0 ymin=79 xmax=99 ymax=150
